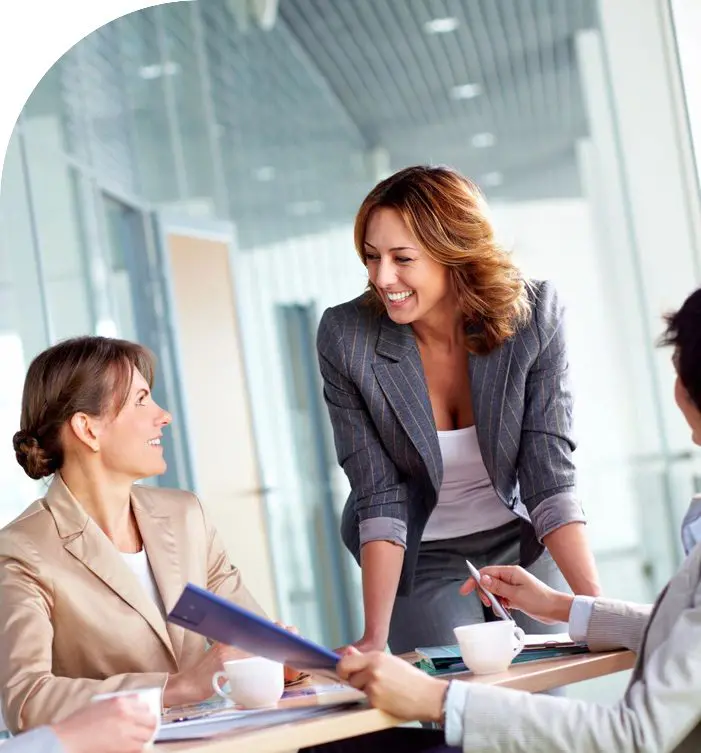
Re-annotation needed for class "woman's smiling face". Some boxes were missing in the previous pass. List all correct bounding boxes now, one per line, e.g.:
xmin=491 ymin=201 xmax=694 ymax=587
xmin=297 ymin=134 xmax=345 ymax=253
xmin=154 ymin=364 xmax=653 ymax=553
xmin=363 ymin=207 xmax=453 ymax=326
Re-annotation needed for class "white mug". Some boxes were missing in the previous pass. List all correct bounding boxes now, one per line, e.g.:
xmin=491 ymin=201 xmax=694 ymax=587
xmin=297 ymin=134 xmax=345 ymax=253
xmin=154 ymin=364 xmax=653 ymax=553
xmin=454 ymin=620 xmax=526 ymax=675
xmin=212 ymin=656 xmax=285 ymax=709
xmin=91 ymin=686 xmax=162 ymax=749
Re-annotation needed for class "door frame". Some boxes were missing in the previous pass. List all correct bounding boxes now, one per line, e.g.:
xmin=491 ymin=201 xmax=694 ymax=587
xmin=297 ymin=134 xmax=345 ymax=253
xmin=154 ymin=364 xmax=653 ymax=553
xmin=150 ymin=213 xmax=281 ymax=614
xmin=150 ymin=213 xmax=241 ymax=495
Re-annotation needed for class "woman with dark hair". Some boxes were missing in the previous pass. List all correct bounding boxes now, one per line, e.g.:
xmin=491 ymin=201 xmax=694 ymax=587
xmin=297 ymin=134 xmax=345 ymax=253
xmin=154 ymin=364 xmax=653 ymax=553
xmin=337 ymin=286 xmax=701 ymax=752
xmin=0 ymin=337 xmax=298 ymax=734
xmin=317 ymin=165 xmax=601 ymax=654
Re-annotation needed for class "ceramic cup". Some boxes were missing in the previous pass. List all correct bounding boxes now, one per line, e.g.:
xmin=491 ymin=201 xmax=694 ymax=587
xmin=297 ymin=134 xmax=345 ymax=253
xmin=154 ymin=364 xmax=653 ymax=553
xmin=211 ymin=656 xmax=285 ymax=709
xmin=454 ymin=620 xmax=526 ymax=675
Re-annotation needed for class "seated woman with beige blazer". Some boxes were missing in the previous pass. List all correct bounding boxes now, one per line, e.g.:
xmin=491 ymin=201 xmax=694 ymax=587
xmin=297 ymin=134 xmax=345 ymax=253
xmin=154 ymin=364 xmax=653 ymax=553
xmin=0 ymin=336 xmax=294 ymax=734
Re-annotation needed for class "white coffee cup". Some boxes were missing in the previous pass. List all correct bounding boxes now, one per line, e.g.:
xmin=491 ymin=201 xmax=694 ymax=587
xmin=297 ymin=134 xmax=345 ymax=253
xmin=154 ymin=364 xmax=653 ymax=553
xmin=454 ymin=620 xmax=526 ymax=675
xmin=91 ymin=686 xmax=162 ymax=748
xmin=212 ymin=656 xmax=285 ymax=709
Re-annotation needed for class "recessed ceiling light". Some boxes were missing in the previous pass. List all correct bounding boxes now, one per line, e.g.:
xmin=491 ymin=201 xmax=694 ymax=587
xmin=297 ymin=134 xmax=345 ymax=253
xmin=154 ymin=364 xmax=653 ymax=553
xmin=450 ymin=83 xmax=482 ymax=100
xmin=253 ymin=166 xmax=276 ymax=182
xmin=424 ymin=17 xmax=459 ymax=34
xmin=471 ymin=132 xmax=496 ymax=148
xmin=482 ymin=171 xmax=503 ymax=187
xmin=138 ymin=61 xmax=180 ymax=80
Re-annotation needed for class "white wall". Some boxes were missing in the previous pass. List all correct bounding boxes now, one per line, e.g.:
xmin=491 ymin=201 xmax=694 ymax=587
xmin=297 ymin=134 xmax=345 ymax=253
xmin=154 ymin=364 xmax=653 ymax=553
xmin=593 ymin=0 xmax=701 ymax=456
xmin=671 ymin=0 xmax=701 ymax=199
xmin=492 ymin=199 xmax=644 ymax=565
xmin=574 ymin=11 xmax=701 ymax=591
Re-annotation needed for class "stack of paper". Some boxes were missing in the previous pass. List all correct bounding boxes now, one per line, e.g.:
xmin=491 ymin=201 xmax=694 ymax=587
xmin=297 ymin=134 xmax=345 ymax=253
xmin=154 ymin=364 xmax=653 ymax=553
xmin=158 ymin=683 xmax=366 ymax=742
xmin=157 ymin=700 xmax=364 ymax=742
xmin=524 ymin=632 xmax=580 ymax=649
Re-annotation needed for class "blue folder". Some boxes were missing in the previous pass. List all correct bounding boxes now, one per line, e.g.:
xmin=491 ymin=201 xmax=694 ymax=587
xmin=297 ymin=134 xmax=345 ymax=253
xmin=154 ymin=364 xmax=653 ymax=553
xmin=167 ymin=583 xmax=340 ymax=670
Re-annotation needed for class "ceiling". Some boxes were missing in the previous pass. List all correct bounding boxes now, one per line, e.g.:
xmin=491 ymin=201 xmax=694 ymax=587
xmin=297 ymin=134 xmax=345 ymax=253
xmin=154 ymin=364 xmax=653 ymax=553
xmin=18 ymin=0 xmax=599 ymax=249
xmin=202 ymin=0 xmax=598 ymax=246
xmin=279 ymin=0 xmax=594 ymax=162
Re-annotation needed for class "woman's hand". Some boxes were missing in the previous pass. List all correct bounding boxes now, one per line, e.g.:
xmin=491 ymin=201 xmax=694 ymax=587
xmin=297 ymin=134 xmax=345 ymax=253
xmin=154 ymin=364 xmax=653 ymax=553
xmin=166 ymin=623 xmax=307 ymax=705
xmin=337 ymin=648 xmax=447 ymax=723
xmin=274 ymin=621 xmax=308 ymax=683
xmin=460 ymin=565 xmax=574 ymax=625
xmin=53 ymin=697 xmax=158 ymax=753
xmin=352 ymin=635 xmax=388 ymax=653
xmin=165 ymin=642 xmax=248 ymax=706
xmin=334 ymin=634 xmax=387 ymax=655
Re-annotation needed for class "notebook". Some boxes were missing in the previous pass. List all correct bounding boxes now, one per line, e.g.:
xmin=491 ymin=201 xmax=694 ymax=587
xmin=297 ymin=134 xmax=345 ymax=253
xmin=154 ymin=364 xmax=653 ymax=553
xmin=414 ymin=637 xmax=589 ymax=676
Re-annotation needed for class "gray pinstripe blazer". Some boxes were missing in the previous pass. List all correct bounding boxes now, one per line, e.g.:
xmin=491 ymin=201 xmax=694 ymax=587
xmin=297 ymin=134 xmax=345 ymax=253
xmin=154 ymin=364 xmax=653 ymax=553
xmin=317 ymin=279 xmax=586 ymax=594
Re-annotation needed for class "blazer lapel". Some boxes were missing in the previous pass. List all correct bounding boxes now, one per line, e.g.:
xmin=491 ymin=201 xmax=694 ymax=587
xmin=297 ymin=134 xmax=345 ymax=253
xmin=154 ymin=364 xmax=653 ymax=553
xmin=47 ymin=476 xmax=177 ymax=663
xmin=469 ymin=344 xmax=512 ymax=494
xmin=132 ymin=487 xmax=186 ymax=661
xmin=372 ymin=317 xmax=442 ymax=491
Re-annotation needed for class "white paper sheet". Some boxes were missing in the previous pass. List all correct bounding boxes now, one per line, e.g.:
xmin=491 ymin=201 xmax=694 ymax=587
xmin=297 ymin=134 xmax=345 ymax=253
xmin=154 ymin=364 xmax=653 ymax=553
xmin=524 ymin=632 xmax=574 ymax=647
xmin=156 ymin=702 xmax=362 ymax=742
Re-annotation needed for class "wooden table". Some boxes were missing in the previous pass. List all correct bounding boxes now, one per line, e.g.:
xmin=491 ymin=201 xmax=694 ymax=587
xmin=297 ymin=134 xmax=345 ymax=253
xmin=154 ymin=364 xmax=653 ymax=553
xmin=160 ymin=649 xmax=635 ymax=753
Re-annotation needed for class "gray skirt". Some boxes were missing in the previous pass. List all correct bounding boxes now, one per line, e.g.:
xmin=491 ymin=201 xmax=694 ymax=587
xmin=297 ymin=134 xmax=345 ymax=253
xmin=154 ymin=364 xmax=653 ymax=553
xmin=389 ymin=519 xmax=568 ymax=654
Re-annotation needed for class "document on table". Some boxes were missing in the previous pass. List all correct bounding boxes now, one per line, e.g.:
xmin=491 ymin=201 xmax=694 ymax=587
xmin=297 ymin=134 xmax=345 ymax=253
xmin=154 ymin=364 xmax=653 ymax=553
xmin=156 ymin=701 xmax=364 ymax=742
xmin=523 ymin=633 xmax=578 ymax=648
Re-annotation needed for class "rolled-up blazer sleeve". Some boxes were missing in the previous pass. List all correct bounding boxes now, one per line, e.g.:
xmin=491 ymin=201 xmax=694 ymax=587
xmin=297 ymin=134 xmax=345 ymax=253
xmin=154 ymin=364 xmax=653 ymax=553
xmin=317 ymin=308 xmax=408 ymax=548
xmin=518 ymin=280 xmax=586 ymax=541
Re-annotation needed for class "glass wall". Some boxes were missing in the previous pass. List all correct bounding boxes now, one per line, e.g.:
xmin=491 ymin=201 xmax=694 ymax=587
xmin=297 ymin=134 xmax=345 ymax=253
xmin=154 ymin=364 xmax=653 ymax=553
xmin=0 ymin=131 xmax=48 ymax=523
xmin=1 ymin=0 xmax=700 ymax=698
xmin=671 ymin=0 xmax=701 ymax=196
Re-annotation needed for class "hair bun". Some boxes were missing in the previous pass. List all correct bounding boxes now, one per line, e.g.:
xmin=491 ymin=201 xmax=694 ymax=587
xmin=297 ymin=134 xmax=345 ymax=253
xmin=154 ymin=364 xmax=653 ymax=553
xmin=12 ymin=430 xmax=57 ymax=480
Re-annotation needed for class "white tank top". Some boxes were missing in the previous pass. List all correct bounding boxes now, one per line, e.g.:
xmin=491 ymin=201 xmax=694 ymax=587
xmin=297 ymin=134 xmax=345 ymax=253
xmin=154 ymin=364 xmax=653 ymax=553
xmin=421 ymin=426 xmax=517 ymax=541
xmin=120 ymin=549 xmax=166 ymax=618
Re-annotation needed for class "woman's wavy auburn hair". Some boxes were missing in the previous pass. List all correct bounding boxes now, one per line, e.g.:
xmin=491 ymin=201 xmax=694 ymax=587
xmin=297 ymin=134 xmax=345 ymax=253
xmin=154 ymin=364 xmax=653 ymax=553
xmin=354 ymin=165 xmax=531 ymax=354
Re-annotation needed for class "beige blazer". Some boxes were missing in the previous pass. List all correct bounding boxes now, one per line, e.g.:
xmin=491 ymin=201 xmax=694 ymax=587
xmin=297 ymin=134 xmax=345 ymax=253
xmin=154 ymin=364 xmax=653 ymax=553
xmin=0 ymin=475 xmax=265 ymax=734
xmin=458 ymin=540 xmax=701 ymax=751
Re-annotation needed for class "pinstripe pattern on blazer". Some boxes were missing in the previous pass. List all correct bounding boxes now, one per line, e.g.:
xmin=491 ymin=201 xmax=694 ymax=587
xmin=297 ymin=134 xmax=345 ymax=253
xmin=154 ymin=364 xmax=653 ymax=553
xmin=457 ymin=540 xmax=701 ymax=752
xmin=317 ymin=279 xmax=586 ymax=594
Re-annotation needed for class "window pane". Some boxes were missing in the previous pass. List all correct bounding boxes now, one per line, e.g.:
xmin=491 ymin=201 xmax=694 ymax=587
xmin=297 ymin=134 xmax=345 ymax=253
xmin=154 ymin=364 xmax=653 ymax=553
xmin=20 ymin=139 xmax=94 ymax=338
xmin=0 ymin=130 xmax=48 ymax=525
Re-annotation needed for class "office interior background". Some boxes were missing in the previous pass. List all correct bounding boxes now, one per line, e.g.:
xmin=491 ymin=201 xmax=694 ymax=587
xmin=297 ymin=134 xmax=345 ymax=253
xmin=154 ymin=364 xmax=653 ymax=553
xmin=1 ymin=0 xmax=700 ymax=703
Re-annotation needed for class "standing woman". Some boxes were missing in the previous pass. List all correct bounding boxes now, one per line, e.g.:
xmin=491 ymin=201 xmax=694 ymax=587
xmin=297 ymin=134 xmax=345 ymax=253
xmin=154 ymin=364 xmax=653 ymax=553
xmin=317 ymin=165 xmax=601 ymax=654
